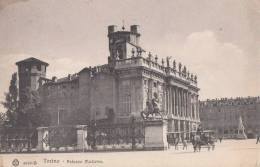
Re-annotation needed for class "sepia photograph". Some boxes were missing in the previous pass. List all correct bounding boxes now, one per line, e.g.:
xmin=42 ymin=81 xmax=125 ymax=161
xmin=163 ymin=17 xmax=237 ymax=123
xmin=0 ymin=0 xmax=259 ymax=166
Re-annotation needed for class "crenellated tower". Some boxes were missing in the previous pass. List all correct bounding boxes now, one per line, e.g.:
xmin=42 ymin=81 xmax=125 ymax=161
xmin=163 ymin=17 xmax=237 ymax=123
xmin=16 ymin=57 xmax=49 ymax=105
xmin=107 ymin=25 xmax=144 ymax=65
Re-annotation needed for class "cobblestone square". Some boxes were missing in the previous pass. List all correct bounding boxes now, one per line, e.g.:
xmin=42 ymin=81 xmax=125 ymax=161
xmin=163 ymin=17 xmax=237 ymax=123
xmin=1 ymin=139 xmax=259 ymax=167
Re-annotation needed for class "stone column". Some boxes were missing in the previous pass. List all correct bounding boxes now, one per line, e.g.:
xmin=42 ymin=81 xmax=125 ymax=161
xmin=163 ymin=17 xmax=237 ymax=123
xmin=185 ymin=90 xmax=189 ymax=118
xmin=180 ymin=89 xmax=183 ymax=117
xmin=188 ymin=92 xmax=191 ymax=118
xmin=172 ymin=119 xmax=175 ymax=132
xmin=172 ymin=87 xmax=176 ymax=115
xmin=174 ymin=120 xmax=178 ymax=132
xmin=164 ymin=84 xmax=167 ymax=113
xmin=37 ymin=127 xmax=49 ymax=152
xmin=194 ymin=95 xmax=197 ymax=120
xmin=179 ymin=88 xmax=182 ymax=117
xmin=192 ymin=94 xmax=195 ymax=119
xmin=177 ymin=88 xmax=180 ymax=116
xmin=194 ymin=95 xmax=196 ymax=120
xmin=174 ymin=87 xmax=179 ymax=116
xmin=165 ymin=87 xmax=169 ymax=114
xmin=144 ymin=120 xmax=168 ymax=150
xmin=183 ymin=121 xmax=186 ymax=139
xmin=169 ymin=87 xmax=172 ymax=115
xmin=76 ymin=125 xmax=88 ymax=151
xmin=183 ymin=90 xmax=185 ymax=117
xmin=178 ymin=88 xmax=181 ymax=117
xmin=196 ymin=95 xmax=200 ymax=121
xmin=182 ymin=89 xmax=185 ymax=117
xmin=170 ymin=86 xmax=173 ymax=115
xmin=179 ymin=89 xmax=182 ymax=117
xmin=184 ymin=90 xmax=187 ymax=117
xmin=187 ymin=121 xmax=190 ymax=140
xmin=178 ymin=120 xmax=181 ymax=133
xmin=186 ymin=91 xmax=188 ymax=117
xmin=167 ymin=87 xmax=170 ymax=114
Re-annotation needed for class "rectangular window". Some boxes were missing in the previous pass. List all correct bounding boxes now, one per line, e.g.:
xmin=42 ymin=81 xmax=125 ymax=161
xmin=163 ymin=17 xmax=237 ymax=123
xmin=119 ymin=81 xmax=131 ymax=115
xmin=37 ymin=64 xmax=41 ymax=71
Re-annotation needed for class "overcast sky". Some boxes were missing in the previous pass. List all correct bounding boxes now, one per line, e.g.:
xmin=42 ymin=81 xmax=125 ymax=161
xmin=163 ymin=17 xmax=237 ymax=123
xmin=0 ymin=0 xmax=259 ymax=113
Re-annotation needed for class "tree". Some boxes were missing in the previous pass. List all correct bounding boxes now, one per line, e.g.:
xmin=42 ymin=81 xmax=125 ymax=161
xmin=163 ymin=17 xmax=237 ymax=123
xmin=1 ymin=73 xmax=18 ymax=127
xmin=19 ymin=88 xmax=50 ymax=127
xmin=0 ymin=112 xmax=6 ymax=126
xmin=2 ymin=73 xmax=50 ymax=128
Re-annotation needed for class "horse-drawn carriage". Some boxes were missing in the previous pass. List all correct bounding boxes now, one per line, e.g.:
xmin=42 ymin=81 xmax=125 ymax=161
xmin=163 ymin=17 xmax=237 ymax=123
xmin=191 ymin=130 xmax=217 ymax=152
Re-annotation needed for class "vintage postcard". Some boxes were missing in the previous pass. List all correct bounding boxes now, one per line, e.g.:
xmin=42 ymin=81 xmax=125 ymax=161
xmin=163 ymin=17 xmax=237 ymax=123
xmin=0 ymin=0 xmax=259 ymax=167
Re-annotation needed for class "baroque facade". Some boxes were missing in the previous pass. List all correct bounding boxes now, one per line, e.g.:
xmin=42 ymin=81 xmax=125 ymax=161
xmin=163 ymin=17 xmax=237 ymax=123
xmin=16 ymin=25 xmax=200 ymax=136
xmin=200 ymin=97 xmax=260 ymax=138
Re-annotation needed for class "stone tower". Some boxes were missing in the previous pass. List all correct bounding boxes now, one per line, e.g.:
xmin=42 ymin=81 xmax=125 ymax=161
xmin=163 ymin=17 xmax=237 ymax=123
xmin=16 ymin=57 xmax=49 ymax=105
xmin=107 ymin=25 xmax=143 ymax=64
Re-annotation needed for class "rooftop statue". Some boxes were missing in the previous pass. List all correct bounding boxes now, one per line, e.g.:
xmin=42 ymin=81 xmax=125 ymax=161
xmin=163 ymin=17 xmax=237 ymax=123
xmin=161 ymin=58 xmax=165 ymax=66
xmin=166 ymin=56 xmax=171 ymax=67
xmin=183 ymin=66 xmax=187 ymax=77
xmin=155 ymin=55 xmax=158 ymax=62
xmin=173 ymin=60 xmax=176 ymax=70
xmin=178 ymin=62 xmax=182 ymax=73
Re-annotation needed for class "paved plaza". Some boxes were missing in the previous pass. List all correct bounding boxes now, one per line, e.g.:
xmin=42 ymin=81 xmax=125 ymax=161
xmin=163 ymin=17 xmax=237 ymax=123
xmin=1 ymin=139 xmax=260 ymax=167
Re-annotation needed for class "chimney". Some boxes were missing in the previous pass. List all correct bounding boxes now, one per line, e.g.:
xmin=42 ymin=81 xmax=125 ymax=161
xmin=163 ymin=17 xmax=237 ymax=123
xmin=130 ymin=25 xmax=139 ymax=34
xmin=108 ymin=25 xmax=117 ymax=34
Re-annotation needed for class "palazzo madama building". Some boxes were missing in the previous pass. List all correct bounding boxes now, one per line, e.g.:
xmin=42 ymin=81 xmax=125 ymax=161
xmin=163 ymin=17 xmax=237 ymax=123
xmin=16 ymin=25 xmax=200 ymax=135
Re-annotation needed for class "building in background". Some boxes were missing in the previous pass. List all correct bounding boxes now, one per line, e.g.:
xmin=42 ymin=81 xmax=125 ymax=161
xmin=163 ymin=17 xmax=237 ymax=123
xmin=200 ymin=97 xmax=260 ymax=138
xmin=16 ymin=25 xmax=200 ymax=137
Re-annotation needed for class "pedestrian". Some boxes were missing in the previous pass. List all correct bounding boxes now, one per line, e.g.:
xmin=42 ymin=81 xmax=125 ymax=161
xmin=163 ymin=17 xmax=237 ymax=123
xmin=182 ymin=137 xmax=187 ymax=150
xmin=219 ymin=136 xmax=223 ymax=143
xmin=174 ymin=137 xmax=179 ymax=150
xmin=256 ymin=134 xmax=260 ymax=144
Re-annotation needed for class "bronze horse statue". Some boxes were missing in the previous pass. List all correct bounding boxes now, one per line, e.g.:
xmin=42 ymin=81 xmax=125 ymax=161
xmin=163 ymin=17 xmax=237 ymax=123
xmin=141 ymin=100 xmax=162 ymax=120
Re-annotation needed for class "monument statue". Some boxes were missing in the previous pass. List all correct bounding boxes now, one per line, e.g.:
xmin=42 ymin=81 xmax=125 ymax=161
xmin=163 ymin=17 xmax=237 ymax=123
xmin=236 ymin=116 xmax=247 ymax=139
xmin=141 ymin=93 xmax=162 ymax=120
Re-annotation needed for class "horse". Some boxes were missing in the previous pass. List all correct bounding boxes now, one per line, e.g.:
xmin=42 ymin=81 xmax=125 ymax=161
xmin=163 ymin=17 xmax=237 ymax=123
xmin=191 ymin=134 xmax=201 ymax=152
xmin=140 ymin=101 xmax=162 ymax=120
xmin=205 ymin=135 xmax=215 ymax=150
xmin=191 ymin=133 xmax=215 ymax=152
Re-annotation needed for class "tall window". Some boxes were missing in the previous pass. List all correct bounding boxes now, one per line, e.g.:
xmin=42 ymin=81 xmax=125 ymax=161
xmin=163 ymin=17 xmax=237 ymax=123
xmin=123 ymin=94 xmax=131 ymax=114
xmin=58 ymin=109 xmax=67 ymax=125
xmin=119 ymin=81 xmax=131 ymax=116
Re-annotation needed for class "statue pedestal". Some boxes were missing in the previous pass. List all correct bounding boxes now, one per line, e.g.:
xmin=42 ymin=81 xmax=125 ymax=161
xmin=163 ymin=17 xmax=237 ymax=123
xmin=76 ymin=125 xmax=88 ymax=151
xmin=36 ymin=127 xmax=49 ymax=152
xmin=236 ymin=130 xmax=247 ymax=139
xmin=236 ymin=116 xmax=247 ymax=140
xmin=144 ymin=120 xmax=168 ymax=150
